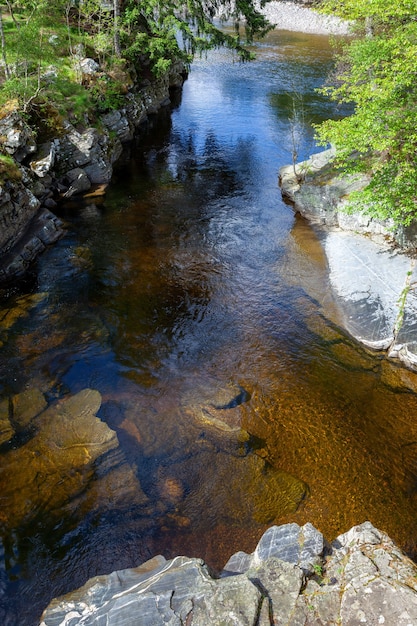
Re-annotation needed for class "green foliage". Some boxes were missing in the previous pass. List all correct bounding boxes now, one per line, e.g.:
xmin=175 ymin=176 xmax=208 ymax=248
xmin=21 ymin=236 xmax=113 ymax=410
xmin=316 ymin=0 xmax=417 ymax=226
xmin=89 ymin=75 xmax=125 ymax=114
xmin=0 ymin=0 xmax=273 ymax=128
xmin=0 ymin=152 xmax=21 ymax=184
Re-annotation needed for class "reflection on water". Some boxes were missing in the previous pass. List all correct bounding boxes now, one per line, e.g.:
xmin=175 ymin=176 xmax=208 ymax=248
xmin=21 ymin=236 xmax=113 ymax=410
xmin=2 ymin=28 xmax=417 ymax=625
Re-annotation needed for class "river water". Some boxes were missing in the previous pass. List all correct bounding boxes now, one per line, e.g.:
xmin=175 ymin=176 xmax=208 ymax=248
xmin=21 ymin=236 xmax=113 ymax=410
xmin=2 ymin=28 xmax=417 ymax=625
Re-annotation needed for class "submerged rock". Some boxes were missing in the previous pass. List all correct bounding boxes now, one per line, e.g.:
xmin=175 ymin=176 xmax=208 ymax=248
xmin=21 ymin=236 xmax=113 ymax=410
xmin=0 ymin=292 xmax=46 ymax=334
xmin=145 ymin=448 xmax=308 ymax=529
xmin=0 ymin=398 xmax=14 ymax=445
xmin=182 ymin=381 xmax=251 ymax=435
xmin=0 ymin=389 xmax=136 ymax=529
xmin=11 ymin=387 xmax=48 ymax=429
xmin=41 ymin=521 xmax=417 ymax=626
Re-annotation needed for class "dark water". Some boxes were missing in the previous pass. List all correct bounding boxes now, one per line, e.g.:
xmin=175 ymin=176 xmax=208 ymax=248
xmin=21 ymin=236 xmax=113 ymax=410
xmin=2 ymin=29 xmax=417 ymax=625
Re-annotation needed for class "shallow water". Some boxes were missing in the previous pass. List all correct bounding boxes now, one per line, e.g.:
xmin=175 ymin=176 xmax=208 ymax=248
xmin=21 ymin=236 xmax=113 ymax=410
xmin=2 ymin=29 xmax=417 ymax=625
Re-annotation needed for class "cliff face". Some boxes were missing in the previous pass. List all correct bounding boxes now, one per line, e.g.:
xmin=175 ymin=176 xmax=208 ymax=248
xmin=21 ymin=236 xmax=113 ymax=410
xmin=0 ymin=61 xmax=186 ymax=284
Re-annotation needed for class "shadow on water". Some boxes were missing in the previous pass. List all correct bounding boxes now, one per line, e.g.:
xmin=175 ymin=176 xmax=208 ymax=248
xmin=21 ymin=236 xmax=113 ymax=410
xmin=2 ymin=28 xmax=417 ymax=625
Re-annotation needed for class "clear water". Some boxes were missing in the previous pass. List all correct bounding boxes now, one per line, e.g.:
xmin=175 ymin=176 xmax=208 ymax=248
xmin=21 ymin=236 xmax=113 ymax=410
xmin=2 ymin=29 xmax=417 ymax=625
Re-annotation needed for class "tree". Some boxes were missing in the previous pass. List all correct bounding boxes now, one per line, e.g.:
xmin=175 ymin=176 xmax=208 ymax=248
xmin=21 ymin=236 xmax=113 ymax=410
xmin=120 ymin=0 xmax=273 ymax=70
xmin=113 ymin=0 xmax=121 ymax=56
xmin=0 ymin=0 xmax=273 ymax=114
xmin=315 ymin=0 xmax=417 ymax=226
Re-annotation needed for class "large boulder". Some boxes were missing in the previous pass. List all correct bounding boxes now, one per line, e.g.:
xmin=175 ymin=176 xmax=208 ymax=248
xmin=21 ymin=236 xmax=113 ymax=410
xmin=0 ymin=178 xmax=40 ymax=254
xmin=30 ymin=141 xmax=59 ymax=178
xmin=0 ymin=110 xmax=37 ymax=162
xmin=63 ymin=167 xmax=92 ymax=197
xmin=279 ymin=148 xmax=390 ymax=241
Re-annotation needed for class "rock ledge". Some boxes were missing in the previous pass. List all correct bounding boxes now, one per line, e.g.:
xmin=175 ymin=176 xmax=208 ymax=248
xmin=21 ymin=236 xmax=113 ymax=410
xmin=280 ymin=150 xmax=417 ymax=370
xmin=41 ymin=521 xmax=417 ymax=625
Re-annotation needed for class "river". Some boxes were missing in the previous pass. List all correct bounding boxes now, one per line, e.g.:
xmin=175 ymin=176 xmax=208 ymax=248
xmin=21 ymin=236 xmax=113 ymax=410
xmin=2 ymin=28 xmax=417 ymax=625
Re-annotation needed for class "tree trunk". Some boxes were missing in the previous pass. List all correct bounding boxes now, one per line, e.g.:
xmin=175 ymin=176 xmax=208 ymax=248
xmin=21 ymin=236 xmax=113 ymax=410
xmin=5 ymin=1 xmax=19 ymax=30
xmin=114 ymin=0 xmax=121 ymax=57
xmin=0 ymin=8 xmax=10 ymax=79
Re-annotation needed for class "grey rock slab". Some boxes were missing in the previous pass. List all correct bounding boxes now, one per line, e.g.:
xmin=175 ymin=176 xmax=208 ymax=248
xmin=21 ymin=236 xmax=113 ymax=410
xmin=341 ymin=577 xmax=417 ymax=626
xmin=246 ymin=557 xmax=304 ymax=626
xmin=40 ymin=555 xmax=262 ymax=626
xmin=224 ymin=523 xmax=325 ymax=577
xmin=324 ymin=231 xmax=416 ymax=350
xmin=252 ymin=523 xmax=325 ymax=575
xmin=63 ymin=168 xmax=92 ymax=197
xmin=40 ymin=521 xmax=417 ymax=626
xmin=389 ymin=258 xmax=417 ymax=367
xmin=222 ymin=551 xmax=253 ymax=577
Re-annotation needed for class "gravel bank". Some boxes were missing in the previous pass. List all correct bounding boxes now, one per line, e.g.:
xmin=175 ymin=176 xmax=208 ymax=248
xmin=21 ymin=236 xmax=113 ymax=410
xmin=260 ymin=1 xmax=350 ymax=35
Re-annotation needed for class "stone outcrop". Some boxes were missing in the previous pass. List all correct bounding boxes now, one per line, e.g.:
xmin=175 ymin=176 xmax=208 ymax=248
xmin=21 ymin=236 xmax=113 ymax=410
xmin=279 ymin=149 xmax=417 ymax=370
xmin=0 ymin=110 xmax=37 ymax=162
xmin=0 ymin=184 xmax=64 ymax=283
xmin=0 ymin=60 xmax=187 ymax=284
xmin=40 ymin=521 xmax=417 ymax=625
xmin=279 ymin=148 xmax=395 ymax=244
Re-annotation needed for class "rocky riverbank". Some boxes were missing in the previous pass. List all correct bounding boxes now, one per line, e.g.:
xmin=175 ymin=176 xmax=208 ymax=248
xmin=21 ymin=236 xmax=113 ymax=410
xmin=40 ymin=520 xmax=417 ymax=625
xmin=0 ymin=1 xmax=349 ymax=285
xmin=279 ymin=149 xmax=417 ymax=369
xmin=259 ymin=0 xmax=350 ymax=35
xmin=0 ymin=61 xmax=186 ymax=284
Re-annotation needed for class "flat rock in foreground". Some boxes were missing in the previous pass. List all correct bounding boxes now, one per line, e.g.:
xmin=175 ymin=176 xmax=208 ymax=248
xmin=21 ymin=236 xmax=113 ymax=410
xmin=41 ymin=521 xmax=417 ymax=625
